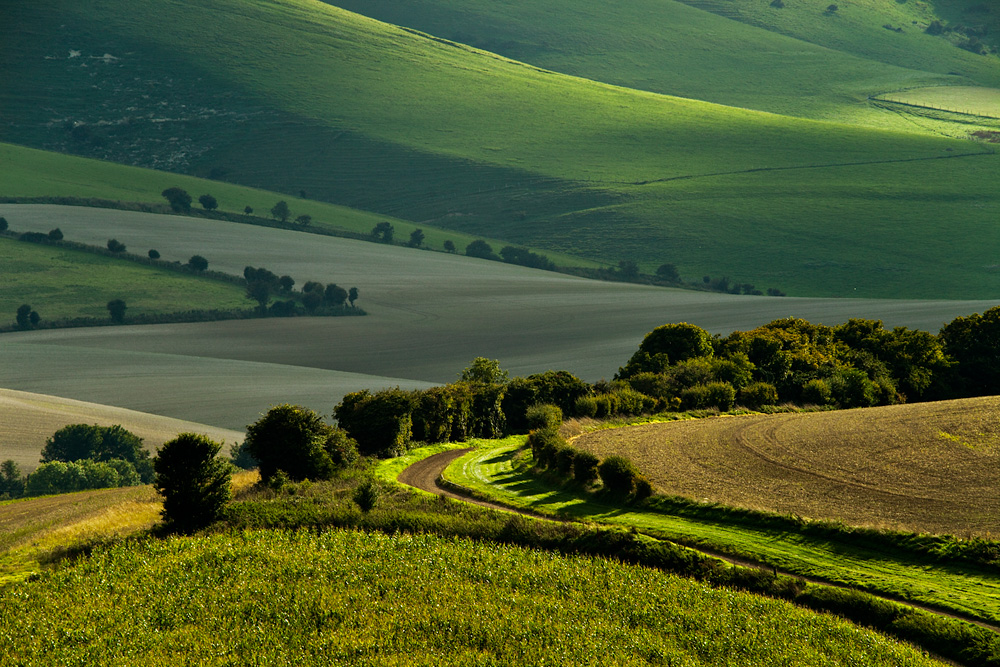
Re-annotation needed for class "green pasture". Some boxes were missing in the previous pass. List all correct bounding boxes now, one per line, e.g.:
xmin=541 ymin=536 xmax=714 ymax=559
xmin=0 ymin=530 xmax=945 ymax=666
xmin=0 ymin=236 xmax=249 ymax=322
xmin=2 ymin=1 xmax=999 ymax=297
xmin=879 ymin=86 xmax=1000 ymax=118
xmin=676 ymin=0 xmax=1000 ymax=89
xmin=441 ymin=440 xmax=1000 ymax=624
xmin=325 ymin=0 xmax=961 ymax=125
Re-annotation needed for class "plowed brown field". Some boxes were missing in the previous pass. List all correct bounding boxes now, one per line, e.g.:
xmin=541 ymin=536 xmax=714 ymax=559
xmin=573 ymin=397 xmax=1000 ymax=537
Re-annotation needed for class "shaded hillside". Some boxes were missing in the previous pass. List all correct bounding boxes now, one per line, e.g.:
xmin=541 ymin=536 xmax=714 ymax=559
xmin=2 ymin=0 xmax=999 ymax=297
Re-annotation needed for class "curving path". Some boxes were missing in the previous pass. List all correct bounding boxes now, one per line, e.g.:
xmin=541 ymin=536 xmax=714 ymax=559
xmin=397 ymin=447 xmax=1000 ymax=635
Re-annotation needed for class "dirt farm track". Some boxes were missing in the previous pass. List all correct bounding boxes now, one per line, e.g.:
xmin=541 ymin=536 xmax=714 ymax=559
xmin=2 ymin=204 xmax=998 ymax=434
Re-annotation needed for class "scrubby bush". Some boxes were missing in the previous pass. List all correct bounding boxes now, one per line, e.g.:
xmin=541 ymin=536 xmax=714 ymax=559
xmin=47 ymin=228 xmax=63 ymax=241
xmin=25 ymin=458 xmax=138 ymax=496
xmin=187 ymin=255 xmax=209 ymax=271
xmin=148 ymin=249 xmax=160 ymax=260
xmin=502 ymin=371 xmax=588 ymax=432
xmin=634 ymin=476 xmax=655 ymax=502
xmin=740 ymin=382 xmax=779 ymax=409
xmin=525 ymin=404 xmax=562 ymax=431
xmin=107 ymin=299 xmax=127 ymax=323
xmin=627 ymin=372 xmax=672 ymax=404
xmin=228 ymin=441 xmax=258 ymax=470
xmin=154 ymin=433 xmax=232 ymax=532
xmin=528 ymin=428 xmax=566 ymax=469
xmin=106 ymin=239 xmax=126 ymax=253
xmin=41 ymin=423 xmax=152 ymax=482
xmin=334 ymin=389 xmax=416 ymax=458
xmin=573 ymin=450 xmax=600 ymax=486
xmin=354 ymin=477 xmax=381 ymax=512
xmin=680 ymin=381 xmax=736 ymax=411
xmin=574 ymin=394 xmax=598 ymax=418
xmin=599 ymin=456 xmax=640 ymax=497
xmin=556 ymin=446 xmax=577 ymax=477
xmin=801 ymin=378 xmax=833 ymax=406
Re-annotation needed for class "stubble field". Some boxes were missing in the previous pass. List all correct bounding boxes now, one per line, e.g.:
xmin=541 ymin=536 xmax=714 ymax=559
xmin=573 ymin=396 xmax=1000 ymax=537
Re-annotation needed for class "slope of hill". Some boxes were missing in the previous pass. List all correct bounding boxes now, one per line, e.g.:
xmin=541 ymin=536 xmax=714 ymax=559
xmin=3 ymin=1 xmax=999 ymax=297
xmin=0 ymin=529 xmax=948 ymax=666
xmin=573 ymin=396 xmax=1000 ymax=537
xmin=322 ymin=0 xmax=981 ymax=124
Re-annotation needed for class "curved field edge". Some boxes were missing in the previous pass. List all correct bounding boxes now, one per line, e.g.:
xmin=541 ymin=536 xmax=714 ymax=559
xmin=0 ymin=388 xmax=245 ymax=473
xmin=569 ymin=397 xmax=1000 ymax=538
xmin=439 ymin=440 xmax=1000 ymax=625
xmin=0 ymin=530 xmax=945 ymax=666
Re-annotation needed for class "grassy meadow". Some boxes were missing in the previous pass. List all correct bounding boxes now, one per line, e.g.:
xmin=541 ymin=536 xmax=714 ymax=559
xmin=0 ymin=529 xmax=946 ymax=666
xmin=0 ymin=235 xmax=249 ymax=322
xmin=443 ymin=439 xmax=1000 ymax=625
xmin=2 ymin=1 xmax=999 ymax=296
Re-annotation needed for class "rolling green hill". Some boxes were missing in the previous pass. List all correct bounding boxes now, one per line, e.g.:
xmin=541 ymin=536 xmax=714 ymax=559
xmin=2 ymin=0 xmax=999 ymax=297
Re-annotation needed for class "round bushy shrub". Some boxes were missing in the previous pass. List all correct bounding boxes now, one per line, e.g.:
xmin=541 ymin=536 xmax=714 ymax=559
xmin=740 ymin=382 xmax=779 ymax=409
xmin=599 ymin=456 xmax=640 ymax=497
xmin=573 ymin=450 xmax=600 ymax=486
xmin=525 ymin=404 xmax=562 ymax=431
xmin=154 ymin=433 xmax=232 ymax=532
xmin=801 ymin=378 xmax=833 ymax=406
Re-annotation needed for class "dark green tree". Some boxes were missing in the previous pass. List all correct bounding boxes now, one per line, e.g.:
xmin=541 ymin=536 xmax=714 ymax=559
xmin=295 ymin=214 xmax=311 ymax=227
xmin=107 ymin=299 xmax=127 ymax=323
xmin=278 ymin=275 xmax=295 ymax=292
xmin=244 ymin=404 xmax=353 ymax=482
xmin=187 ymin=255 xmax=209 ymax=271
xmin=1 ymin=460 xmax=25 ymax=498
xmin=371 ymin=221 xmax=394 ymax=243
xmin=465 ymin=239 xmax=497 ymax=260
xmin=460 ymin=357 xmax=509 ymax=385
xmin=656 ymin=263 xmax=680 ymax=282
xmin=154 ymin=433 xmax=232 ymax=532
xmin=408 ymin=228 xmax=425 ymax=248
xmin=244 ymin=206 xmax=254 ymax=215
xmin=246 ymin=281 xmax=271 ymax=315
xmin=47 ymin=228 xmax=64 ymax=241
xmin=270 ymin=200 xmax=290 ymax=222
xmin=15 ymin=304 xmax=34 ymax=330
xmin=107 ymin=238 xmax=126 ymax=253
xmin=617 ymin=260 xmax=639 ymax=280
xmin=148 ymin=249 xmax=160 ymax=260
xmin=0 ymin=217 xmax=7 ymax=231
xmin=443 ymin=240 xmax=456 ymax=253
xmin=324 ymin=283 xmax=347 ymax=308
xmin=198 ymin=194 xmax=218 ymax=211
xmin=348 ymin=287 xmax=359 ymax=307
xmin=161 ymin=187 xmax=192 ymax=213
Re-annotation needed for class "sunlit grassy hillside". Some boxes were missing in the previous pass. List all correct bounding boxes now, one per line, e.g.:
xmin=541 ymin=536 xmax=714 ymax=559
xmin=0 ymin=529 xmax=946 ymax=666
xmin=2 ymin=0 xmax=999 ymax=297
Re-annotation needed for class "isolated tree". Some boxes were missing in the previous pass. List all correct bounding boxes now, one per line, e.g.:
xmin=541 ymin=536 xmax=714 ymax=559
xmin=107 ymin=238 xmax=126 ymax=253
xmin=408 ymin=228 xmax=425 ymax=248
xmin=29 ymin=310 xmax=40 ymax=327
xmin=161 ymin=187 xmax=192 ymax=213
xmin=371 ymin=221 xmax=394 ymax=243
xmin=198 ymin=194 xmax=218 ymax=211
xmin=47 ymin=228 xmax=64 ymax=241
xmin=107 ymin=298 xmax=127 ymax=323
xmin=617 ymin=260 xmax=640 ymax=280
xmin=656 ymin=263 xmax=680 ymax=282
xmin=295 ymin=214 xmax=311 ymax=227
xmin=270 ymin=200 xmax=290 ymax=222
xmin=244 ymin=206 xmax=254 ymax=215
xmin=148 ymin=249 xmax=160 ymax=260
xmin=348 ymin=286 xmax=359 ymax=307
xmin=443 ymin=240 xmax=456 ymax=253
xmin=465 ymin=239 xmax=497 ymax=260
xmin=0 ymin=460 xmax=24 ymax=498
xmin=15 ymin=304 xmax=33 ymax=330
xmin=188 ymin=255 xmax=209 ymax=271
xmin=324 ymin=283 xmax=348 ymax=308
xmin=154 ymin=433 xmax=232 ymax=532
xmin=0 ymin=217 xmax=7 ymax=232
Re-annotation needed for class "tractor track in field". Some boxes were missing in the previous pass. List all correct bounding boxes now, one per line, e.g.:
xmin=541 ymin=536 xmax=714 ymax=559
xmin=398 ymin=449 xmax=1000 ymax=638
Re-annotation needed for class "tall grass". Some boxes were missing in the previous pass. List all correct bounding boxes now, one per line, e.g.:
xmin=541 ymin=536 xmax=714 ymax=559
xmin=0 ymin=529 xmax=945 ymax=666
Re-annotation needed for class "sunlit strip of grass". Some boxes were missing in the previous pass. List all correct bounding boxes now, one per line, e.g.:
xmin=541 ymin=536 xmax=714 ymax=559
xmin=443 ymin=440 xmax=1000 ymax=624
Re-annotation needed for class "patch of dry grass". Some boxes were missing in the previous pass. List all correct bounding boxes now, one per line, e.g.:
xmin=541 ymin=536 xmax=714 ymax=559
xmin=572 ymin=396 xmax=1000 ymax=537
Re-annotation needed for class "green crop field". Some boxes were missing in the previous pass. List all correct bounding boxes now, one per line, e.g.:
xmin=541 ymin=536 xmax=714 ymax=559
xmin=2 ymin=1 xmax=999 ymax=297
xmin=0 ymin=529 xmax=946 ymax=666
